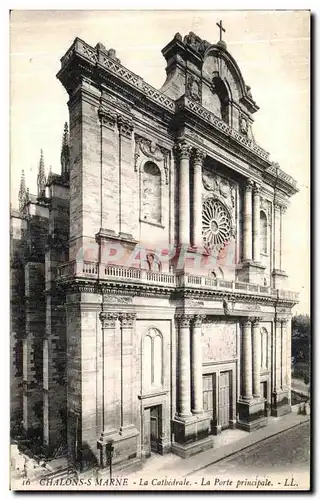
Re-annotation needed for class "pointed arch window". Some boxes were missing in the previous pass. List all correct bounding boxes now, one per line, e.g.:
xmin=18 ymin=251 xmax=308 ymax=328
xmin=143 ymin=328 xmax=163 ymax=390
xmin=260 ymin=211 xmax=268 ymax=254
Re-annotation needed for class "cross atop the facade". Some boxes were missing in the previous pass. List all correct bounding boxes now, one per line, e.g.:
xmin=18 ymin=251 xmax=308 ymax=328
xmin=216 ymin=20 xmax=226 ymax=42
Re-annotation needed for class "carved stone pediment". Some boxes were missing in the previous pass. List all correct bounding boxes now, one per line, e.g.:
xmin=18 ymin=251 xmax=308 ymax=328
xmin=134 ymin=135 xmax=169 ymax=184
xmin=202 ymin=170 xmax=235 ymax=209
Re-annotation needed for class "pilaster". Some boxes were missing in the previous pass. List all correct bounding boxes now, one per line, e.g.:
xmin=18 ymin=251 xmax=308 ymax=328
xmin=243 ymin=179 xmax=253 ymax=261
xmin=117 ymin=115 xmax=138 ymax=239
xmin=118 ymin=312 xmax=138 ymax=435
xmin=191 ymin=149 xmax=206 ymax=248
xmin=98 ymin=106 xmax=118 ymax=234
xmin=271 ymin=318 xmax=291 ymax=417
xmin=252 ymin=183 xmax=261 ymax=262
xmin=97 ymin=312 xmax=118 ymax=443
xmin=252 ymin=317 xmax=262 ymax=398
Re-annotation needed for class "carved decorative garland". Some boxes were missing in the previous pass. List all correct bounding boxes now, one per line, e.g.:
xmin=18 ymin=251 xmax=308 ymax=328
xmin=134 ymin=135 xmax=170 ymax=184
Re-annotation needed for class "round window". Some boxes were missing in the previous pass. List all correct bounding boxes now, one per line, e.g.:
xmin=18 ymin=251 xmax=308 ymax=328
xmin=202 ymin=199 xmax=231 ymax=253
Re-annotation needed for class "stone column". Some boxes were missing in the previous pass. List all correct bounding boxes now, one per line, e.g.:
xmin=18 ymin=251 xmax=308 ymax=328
xmin=242 ymin=320 xmax=253 ymax=400
xmin=280 ymin=206 xmax=286 ymax=271
xmin=286 ymin=318 xmax=292 ymax=393
xmin=175 ymin=140 xmax=192 ymax=246
xmin=119 ymin=312 xmax=136 ymax=433
xmin=252 ymin=318 xmax=262 ymax=398
xmin=192 ymin=149 xmax=205 ymax=248
xmin=176 ymin=314 xmax=192 ymax=418
xmin=253 ymin=184 xmax=261 ymax=262
xmin=98 ymin=311 xmax=118 ymax=437
xmin=191 ymin=314 xmax=205 ymax=414
xmin=274 ymin=319 xmax=282 ymax=391
xmin=243 ymin=180 xmax=253 ymax=261
xmin=281 ymin=319 xmax=288 ymax=389
xmin=273 ymin=203 xmax=281 ymax=270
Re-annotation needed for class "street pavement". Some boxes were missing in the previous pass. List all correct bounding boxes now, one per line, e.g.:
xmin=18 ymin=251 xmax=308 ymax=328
xmin=195 ymin=421 xmax=310 ymax=475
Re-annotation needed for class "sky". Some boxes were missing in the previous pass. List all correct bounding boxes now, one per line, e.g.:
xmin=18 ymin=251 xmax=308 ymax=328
xmin=9 ymin=10 xmax=310 ymax=313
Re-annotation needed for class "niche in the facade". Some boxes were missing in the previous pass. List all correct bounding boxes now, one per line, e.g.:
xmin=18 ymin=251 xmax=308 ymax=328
xmin=141 ymin=161 xmax=161 ymax=225
xmin=143 ymin=328 xmax=163 ymax=391
xmin=260 ymin=210 xmax=268 ymax=254
xmin=260 ymin=327 xmax=269 ymax=370
xmin=212 ymin=76 xmax=230 ymax=125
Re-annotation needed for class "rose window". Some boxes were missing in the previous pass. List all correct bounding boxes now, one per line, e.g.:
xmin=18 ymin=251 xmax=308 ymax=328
xmin=202 ymin=199 xmax=231 ymax=253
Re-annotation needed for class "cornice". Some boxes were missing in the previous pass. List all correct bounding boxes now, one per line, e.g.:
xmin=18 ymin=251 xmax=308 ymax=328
xmin=55 ymin=276 xmax=299 ymax=308
xmin=57 ymin=37 xmax=297 ymax=195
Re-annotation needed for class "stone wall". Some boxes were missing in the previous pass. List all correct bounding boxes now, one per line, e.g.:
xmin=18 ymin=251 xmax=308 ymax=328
xmin=10 ymin=215 xmax=26 ymax=429
xmin=43 ymin=181 xmax=69 ymax=453
xmin=202 ymin=320 xmax=237 ymax=364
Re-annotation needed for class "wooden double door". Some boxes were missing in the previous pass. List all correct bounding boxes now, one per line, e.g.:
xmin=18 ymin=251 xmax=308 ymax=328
xmin=203 ymin=371 xmax=232 ymax=431
xmin=143 ymin=405 xmax=162 ymax=457
xmin=260 ymin=381 xmax=269 ymax=416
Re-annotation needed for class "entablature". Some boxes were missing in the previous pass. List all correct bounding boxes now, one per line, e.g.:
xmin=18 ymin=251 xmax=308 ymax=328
xmin=57 ymin=36 xmax=298 ymax=198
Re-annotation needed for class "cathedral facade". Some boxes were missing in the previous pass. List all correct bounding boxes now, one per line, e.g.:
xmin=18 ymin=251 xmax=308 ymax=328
xmin=11 ymin=30 xmax=299 ymax=472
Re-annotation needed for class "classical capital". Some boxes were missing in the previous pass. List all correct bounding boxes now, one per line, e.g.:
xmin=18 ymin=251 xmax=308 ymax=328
xmin=173 ymin=140 xmax=192 ymax=161
xmin=281 ymin=318 xmax=289 ymax=325
xmin=98 ymin=106 xmax=117 ymax=129
xmin=241 ymin=319 xmax=252 ymax=328
xmin=99 ymin=311 xmax=118 ymax=329
xmin=280 ymin=205 xmax=287 ymax=215
xmin=117 ymin=115 xmax=134 ymax=138
xmin=253 ymin=183 xmax=261 ymax=195
xmin=192 ymin=148 xmax=206 ymax=166
xmin=175 ymin=313 xmax=193 ymax=327
xmin=192 ymin=314 xmax=206 ymax=327
xmin=245 ymin=179 xmax=254 ymax=191
xmin=119 ymin=312 xmax=136 ymax=327
xmin=252 ymin=317 xmax=263 ymax=326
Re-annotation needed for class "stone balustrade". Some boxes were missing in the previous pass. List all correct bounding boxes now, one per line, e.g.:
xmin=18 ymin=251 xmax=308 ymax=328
xmin=56 ymin=261 xmax=299 ymax=301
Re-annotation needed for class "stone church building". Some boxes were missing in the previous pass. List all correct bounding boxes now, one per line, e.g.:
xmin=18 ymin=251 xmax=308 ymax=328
xmin=10 ymin=29 xmax=299 ymax=472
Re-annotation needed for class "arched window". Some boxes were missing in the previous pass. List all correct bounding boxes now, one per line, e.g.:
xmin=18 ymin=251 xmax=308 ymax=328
xmin=143 ymin=328 xmax=163 ymax=390
xmin=260 ymin=211 xmax=268 ymax=254
xmin=141 ymin=161 xmax=161 ymax=224
xmin=212 ymin=77 xmax=230 ymax=125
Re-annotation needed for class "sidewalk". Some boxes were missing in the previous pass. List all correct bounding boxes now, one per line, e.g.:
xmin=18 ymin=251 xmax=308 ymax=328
xmin=129 ymin=409 xmax=310 ymax=478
